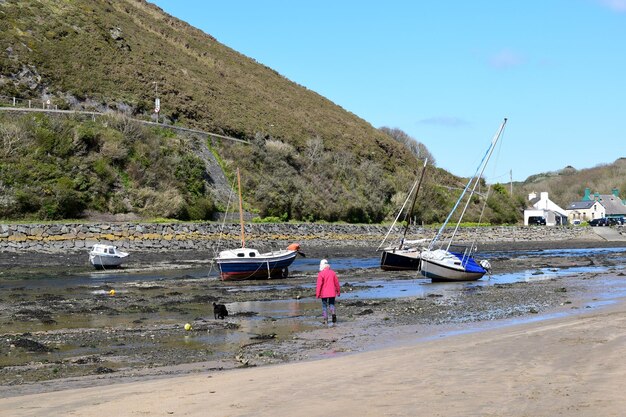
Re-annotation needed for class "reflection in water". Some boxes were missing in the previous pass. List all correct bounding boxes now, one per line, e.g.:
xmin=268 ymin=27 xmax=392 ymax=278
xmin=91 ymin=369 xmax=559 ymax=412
xmin=232 ymin=299 xmax=320 ymax=338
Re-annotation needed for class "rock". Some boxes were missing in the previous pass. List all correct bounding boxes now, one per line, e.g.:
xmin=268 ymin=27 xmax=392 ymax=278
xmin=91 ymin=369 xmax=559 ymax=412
xmin=250 ymin=333 xmax=276 ymax=340
xmin=12 ymin=338 xmax=52 ymax=352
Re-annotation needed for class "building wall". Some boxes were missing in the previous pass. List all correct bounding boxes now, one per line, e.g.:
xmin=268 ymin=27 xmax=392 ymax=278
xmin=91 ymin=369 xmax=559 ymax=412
xmin=567 ymin=202 xmax=605 ymax=223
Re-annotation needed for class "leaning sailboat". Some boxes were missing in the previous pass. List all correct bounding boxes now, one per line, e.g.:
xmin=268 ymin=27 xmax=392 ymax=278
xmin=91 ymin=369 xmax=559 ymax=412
xmin=379 ymin=159 xmax=428 ymax=271
xmin=214 ymin=168 xmax=303 ymax=280
xmin=420 ymin=118 xmax=507 ymax=282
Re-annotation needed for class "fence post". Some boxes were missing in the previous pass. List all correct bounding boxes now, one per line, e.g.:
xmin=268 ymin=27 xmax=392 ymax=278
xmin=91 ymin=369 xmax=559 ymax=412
xmin=13 ymin=97 xmax=16 ymax=106
xmin=28 ymin=100 xmax=31 ymax=108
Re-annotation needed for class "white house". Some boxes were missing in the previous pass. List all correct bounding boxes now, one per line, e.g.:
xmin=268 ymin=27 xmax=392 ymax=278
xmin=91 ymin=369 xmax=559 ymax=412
xmin=566 ymin=188 xmax=626 ymax=223
xmin=524 ymin=192 xmax=568 ymax=226
xmin=565 ymin=200 xmax=605 ymax=223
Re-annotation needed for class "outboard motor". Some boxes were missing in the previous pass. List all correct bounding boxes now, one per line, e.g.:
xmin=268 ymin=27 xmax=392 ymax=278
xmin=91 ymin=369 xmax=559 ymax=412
xmin=479 ymin=259 xmax=492 ymax=274
xmin=287 ymin=242 xmax=306 ymax=257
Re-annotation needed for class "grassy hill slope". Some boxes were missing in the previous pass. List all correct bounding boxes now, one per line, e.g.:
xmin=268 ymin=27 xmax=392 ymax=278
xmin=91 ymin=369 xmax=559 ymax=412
xmin=0 ymin=0 xmax=522 ymax=224
xmin=0 ymin=0 xmax=414 ymax=163
xmin=517 ymin=158 xmax=626 ymax=209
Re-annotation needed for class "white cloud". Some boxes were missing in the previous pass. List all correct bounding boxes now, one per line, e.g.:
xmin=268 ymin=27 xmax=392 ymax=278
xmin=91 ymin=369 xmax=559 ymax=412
xmin=598 ymin=0 xmax=626 ymax=12
xmin=489 ymin=49 xmax=525 ymax=69
xmin=419 ymin=116 xmax=470 ymax=128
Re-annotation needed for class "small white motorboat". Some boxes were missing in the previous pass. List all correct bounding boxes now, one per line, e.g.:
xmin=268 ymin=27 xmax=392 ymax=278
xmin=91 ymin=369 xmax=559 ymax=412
xmin=89 ymin=244 xmax=129 ymax=269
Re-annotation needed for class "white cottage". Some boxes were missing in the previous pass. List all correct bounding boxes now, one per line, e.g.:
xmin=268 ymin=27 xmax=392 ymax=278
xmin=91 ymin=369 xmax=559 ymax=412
xmin=566 ymin=188 xmax=626 ymax=223
xmin=565 ymin=200 xmax=605 ymax=224
xmin=524 ymin=192 xmax=568 ymax=226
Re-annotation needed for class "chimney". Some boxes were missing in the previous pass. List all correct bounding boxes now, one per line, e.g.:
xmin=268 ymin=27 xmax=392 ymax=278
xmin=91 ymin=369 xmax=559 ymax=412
xmin=528 ymin=192 xmax=536 ymax=201
xmin=612 ymin=188 xmax=620 ymax=198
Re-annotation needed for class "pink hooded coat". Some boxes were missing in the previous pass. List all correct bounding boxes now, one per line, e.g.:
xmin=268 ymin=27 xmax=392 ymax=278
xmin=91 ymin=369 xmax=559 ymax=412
xmin=316 ymin=268 xmax=341 ymax=299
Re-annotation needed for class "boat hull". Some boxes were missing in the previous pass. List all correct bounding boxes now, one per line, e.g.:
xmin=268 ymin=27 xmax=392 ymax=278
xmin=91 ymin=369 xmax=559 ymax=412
xmin=89 ymin=254 xmax=127 ymax=268
xmin=380 ymin=250 xmax=421 ymax=271
xmin=420 ymin=251 xmax=486 ymax=282
xmin=216 ymin=250 xmax=298 ymax=280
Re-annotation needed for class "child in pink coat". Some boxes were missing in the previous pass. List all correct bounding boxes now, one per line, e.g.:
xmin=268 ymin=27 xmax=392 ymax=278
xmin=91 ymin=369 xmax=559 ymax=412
xmin=316 ymin=259 xmax=341 ymax=324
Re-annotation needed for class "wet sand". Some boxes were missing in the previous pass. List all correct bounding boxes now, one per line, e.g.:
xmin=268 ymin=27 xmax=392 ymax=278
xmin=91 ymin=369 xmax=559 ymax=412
xmin=1 ymin=239 xmax=626 ymax=415
xmin=1 ymin=292 xmax=625 ymax=416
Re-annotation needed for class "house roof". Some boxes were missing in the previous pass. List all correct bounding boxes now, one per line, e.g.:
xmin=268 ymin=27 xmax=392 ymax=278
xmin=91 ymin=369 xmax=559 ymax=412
xmin=597 ymin=195 xmax=626 ymax=215
xmin=567 ymin=201 xmax=597 ymax=210
xmin=528 ymin=194 xmax=567 ymax=215
xmin=528 ymin=196 xmax=541 ymax=207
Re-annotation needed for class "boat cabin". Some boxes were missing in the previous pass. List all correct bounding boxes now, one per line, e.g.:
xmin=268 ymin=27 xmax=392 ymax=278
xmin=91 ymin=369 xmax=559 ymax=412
xmin=91 ymin=244 xmax=124 ymax=256
xmin=219 ymin=248 xmax=262 ymax=259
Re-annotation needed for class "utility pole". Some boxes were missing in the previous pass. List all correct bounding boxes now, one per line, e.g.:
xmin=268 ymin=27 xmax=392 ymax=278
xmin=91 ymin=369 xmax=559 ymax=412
xmin=510 ymin=169 xmax=513 ymax=196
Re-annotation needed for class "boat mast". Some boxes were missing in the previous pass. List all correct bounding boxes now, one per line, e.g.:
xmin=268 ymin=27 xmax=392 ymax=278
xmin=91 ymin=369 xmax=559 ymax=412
xmin=376 ymin=159 xmax=427 ymax=251
xmin=446 ymin=118 xmax=507 ymax=250
xmin=237 ymin=168 xmax=245 ymax=248
xmin=428 ymin=118 xmax=507 ymax=251
xmin=401 ymin=158 xmax=428 ymax=248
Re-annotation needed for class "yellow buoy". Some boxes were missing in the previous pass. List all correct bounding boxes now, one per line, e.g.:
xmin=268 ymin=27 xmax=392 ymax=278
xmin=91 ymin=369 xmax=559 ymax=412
xmin=184 ymin=323 xmax=192 ymax=331
xmin=109 ymin=289 xmax=116 ymax=296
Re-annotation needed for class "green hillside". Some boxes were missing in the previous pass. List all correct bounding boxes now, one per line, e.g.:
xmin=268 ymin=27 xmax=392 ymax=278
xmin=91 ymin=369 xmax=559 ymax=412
xmin=517 ymin=158 xmax=626 ymax=208
xmin=0 ymin=0 xmax=521 ymax=224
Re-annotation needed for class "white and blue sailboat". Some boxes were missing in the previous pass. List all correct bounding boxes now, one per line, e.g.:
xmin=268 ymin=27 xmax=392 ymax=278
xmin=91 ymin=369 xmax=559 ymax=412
xmin=420 ymin=118 xmax=507 ymax=282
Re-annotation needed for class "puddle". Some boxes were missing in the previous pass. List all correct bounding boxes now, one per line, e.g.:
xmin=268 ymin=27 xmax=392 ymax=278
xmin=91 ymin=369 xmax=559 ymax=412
xmin=495 ymin=246 xmax=626 ymax=258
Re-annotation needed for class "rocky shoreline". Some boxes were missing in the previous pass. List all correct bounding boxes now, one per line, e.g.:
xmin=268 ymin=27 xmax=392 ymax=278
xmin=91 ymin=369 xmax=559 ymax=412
xmin=1 ymin=234 xmax=626 ymax=398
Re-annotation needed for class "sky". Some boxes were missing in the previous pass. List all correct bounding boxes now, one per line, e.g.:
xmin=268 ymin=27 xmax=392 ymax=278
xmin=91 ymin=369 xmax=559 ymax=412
xmin=151 ymin=0 xmax=626 ymax=182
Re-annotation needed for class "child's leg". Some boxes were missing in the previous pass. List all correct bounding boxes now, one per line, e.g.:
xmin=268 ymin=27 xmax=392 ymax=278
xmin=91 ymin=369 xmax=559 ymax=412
xmin=328 ymin=297 xmax=336 ymax=315
xmin=321 ymin=298 xmax=328 ymax=322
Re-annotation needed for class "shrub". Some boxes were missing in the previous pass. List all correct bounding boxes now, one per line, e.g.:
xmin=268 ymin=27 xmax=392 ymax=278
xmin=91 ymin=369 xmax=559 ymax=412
xmin=38 ymin=179 xmax=87 ymax=219
xmin=134 ymin=188 xmax=185 ymax=219
xmin=179 ymin=197 xmax=215 ymax=220
xmin=99 ymin=130 xmax=128 ymax=163
xmin=175 ymin=154 xmax=206 ymax=196
xmin=72 ymin=123 xmax=101 ymax=155
xmin=14 ymin=189 xmax=42 ymax=215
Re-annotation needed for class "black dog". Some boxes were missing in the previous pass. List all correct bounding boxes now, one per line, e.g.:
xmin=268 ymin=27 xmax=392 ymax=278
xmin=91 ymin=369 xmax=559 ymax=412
xmin=213 ymin=302 xmax=228 ymax=320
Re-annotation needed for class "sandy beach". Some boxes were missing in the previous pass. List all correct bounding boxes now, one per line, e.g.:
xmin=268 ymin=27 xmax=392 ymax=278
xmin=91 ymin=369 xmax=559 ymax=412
xmin=1 ymin=293 xmax=625 ymax=417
